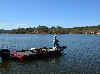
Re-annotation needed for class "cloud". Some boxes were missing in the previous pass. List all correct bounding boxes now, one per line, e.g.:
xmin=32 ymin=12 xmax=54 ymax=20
xmin=14 ymin=23 xmax=28 ymax=29
xmin=81 ymin=23 xmax=100 ymax=27
xmin=0 ymin=23 xmax=10 ymax=27
xmin=94 ymin=23 xmax=100 ymax=25
xmin=60 ymin=22 xmax=64 ymax=24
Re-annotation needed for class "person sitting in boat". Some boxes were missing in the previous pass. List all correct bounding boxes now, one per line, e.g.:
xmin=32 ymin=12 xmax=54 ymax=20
xmin=53 ymin=35 xmax=59 ymax=49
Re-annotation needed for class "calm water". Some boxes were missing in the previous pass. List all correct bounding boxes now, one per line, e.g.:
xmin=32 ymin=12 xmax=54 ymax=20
xmin=0 ymin=34 xmax=100 ymax=74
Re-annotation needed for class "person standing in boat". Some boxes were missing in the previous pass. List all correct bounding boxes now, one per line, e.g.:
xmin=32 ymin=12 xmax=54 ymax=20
xmin=53 ymin=35 xmax=59 ymax=49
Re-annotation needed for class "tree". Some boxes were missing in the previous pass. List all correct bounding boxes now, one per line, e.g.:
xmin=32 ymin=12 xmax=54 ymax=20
xmin=12 ymin=29 xmax=17 ymax=34
xmin=57 ymin=26 xmax=61 ymax=31
xmin=17 ymin=27 xmax=21 ymax=33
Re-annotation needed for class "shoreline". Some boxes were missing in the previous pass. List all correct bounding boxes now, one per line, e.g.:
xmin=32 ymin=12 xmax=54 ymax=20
xmin=0 ymin=33 xmax=100 ymax=35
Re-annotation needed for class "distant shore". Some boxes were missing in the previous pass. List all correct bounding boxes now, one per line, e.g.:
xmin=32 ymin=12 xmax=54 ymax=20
xmin=0 ymin=25 xmax=100 ymax=35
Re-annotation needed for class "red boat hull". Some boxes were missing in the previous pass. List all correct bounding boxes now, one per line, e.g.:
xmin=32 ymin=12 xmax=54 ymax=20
xmin=10 ymin=49 xmax=63 ymax=60
xmin=0 ymin=46 xmax=66 ymax=60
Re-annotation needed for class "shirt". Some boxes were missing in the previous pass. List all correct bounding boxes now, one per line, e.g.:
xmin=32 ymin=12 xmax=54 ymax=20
xmin=53 ymin=37 xmax=59 ymax=43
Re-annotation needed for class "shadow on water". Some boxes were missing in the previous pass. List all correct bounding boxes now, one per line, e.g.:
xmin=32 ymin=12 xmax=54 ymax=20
xmin=0 ymin=53 xmax=65 ymax=74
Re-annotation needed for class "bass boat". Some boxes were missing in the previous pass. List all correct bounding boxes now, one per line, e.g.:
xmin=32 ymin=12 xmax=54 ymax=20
xmin=0 ymin=46 xmax=66 ymax=61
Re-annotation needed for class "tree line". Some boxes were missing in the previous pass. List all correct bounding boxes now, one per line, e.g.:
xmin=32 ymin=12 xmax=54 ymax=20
xmin=11 ymin=25 xmax=100 ymax=34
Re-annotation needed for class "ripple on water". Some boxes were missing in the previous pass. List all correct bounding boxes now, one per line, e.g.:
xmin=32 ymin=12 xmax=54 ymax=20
xmin=0 ymin=34 xmax=100 ymax=73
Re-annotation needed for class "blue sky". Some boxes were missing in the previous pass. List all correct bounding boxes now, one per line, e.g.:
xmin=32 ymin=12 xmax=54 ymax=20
xmin=0 ymin=0 xmax=100 ymax=30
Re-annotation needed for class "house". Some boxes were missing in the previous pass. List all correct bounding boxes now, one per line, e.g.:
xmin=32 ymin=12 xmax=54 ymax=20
xmin=97 ymin=29 xmax=100 ymax=35
xmin=97 ymin=32 xmax=100 ymax=35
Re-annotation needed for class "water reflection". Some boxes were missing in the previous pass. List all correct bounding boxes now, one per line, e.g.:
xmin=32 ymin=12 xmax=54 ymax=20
xmin=0 ymin=53 xmax=63 ymax=74
xmin=0 ymin=60 xmax=11 ymax=74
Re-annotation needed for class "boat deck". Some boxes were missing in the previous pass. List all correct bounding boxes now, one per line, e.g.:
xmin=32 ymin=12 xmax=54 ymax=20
xmin=17 ymin=51 xmax=36 ymax=55
xmin=17 ymin=48 xmax=58 ymax=55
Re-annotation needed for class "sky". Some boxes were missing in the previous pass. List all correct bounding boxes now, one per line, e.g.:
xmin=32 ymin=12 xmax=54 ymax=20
xmin=0 ymin=0 xmax=100 ymax=30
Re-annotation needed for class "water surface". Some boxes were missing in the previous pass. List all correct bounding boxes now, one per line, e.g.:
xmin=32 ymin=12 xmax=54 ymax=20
xmin=0 ymin=34 xmax=100 ymax=74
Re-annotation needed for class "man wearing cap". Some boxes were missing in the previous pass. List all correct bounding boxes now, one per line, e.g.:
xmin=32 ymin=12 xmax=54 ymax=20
xmin=53 ymin=35 xmax=59 ymax=49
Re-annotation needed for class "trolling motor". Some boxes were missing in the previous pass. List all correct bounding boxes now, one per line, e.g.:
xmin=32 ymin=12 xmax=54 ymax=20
xmin=0 ymin=49 xmax=10 ymax=60
xmin=59 ymin=45 xmax=66 ymax=49
xmin=61 ymin=46 xmax=66 ymax=49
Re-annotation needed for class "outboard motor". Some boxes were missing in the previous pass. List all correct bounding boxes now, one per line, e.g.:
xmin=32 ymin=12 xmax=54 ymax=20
xmin=0 ymin=49 xmax=10 ymax=60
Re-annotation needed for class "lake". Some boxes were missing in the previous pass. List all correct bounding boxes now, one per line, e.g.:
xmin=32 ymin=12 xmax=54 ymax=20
xmin=0 ymin=34 xmax=100 ymax=74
